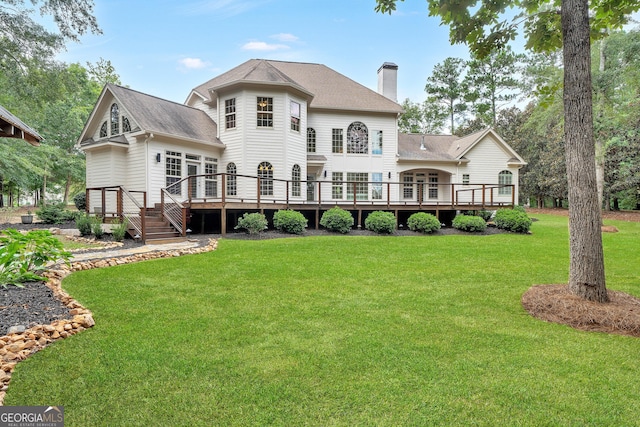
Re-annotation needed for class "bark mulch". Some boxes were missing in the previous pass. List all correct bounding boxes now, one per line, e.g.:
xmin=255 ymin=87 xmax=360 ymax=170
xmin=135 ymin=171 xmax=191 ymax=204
xmin=522 ymin=285 xmax=640 ymax=338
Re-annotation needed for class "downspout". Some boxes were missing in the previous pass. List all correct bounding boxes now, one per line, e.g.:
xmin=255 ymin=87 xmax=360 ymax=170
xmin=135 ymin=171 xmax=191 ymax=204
xmin=144 ymin=132 xmax=154 ymax=208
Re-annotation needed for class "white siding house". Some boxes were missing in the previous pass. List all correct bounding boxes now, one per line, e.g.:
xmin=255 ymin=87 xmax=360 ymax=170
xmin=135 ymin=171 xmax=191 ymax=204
xmin=77 ymin=59 xmax=525 ymax=233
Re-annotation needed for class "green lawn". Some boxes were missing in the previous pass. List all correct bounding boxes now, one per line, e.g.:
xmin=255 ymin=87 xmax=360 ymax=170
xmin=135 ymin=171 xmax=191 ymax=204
xmin=5 ymin=214 xmax=640 ymax=426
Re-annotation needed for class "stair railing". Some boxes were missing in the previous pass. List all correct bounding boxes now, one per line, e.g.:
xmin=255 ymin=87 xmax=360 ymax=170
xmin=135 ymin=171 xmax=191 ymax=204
xmin=118 ymin=187 xmax=147 ymax=241
xmin=160 ymin=186 xmax=187 ymax=236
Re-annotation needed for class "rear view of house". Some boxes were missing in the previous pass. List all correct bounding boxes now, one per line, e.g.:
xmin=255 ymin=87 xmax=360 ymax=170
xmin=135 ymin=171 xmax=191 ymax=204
xmin=77 ymin=59 xmax=525 ymax=240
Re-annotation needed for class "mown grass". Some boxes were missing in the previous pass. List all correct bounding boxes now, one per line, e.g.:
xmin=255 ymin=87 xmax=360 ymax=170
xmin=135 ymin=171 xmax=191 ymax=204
xmin=54 ymin=235 xmax=104 ymax=251
xmin=5 ymin=214 xmax=640 ymax=426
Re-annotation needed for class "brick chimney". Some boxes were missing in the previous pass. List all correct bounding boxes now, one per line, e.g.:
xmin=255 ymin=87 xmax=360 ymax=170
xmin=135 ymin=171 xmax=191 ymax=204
xmin=377 ymin=62 xmax=398 ymax=102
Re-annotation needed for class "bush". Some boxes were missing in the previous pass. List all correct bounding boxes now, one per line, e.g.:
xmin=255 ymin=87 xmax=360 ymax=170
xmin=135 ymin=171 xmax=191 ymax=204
xmin=111 ymin=217 xmax=129 ymax=242
xmin=235 ymin=212 xmax=268 ymax=235
xmin=0 ymin=229 xmax=71 ymax=287
xmin=73 ymin=192 xmax=87 ymax=211
xmin=407 ymin=212 xmax=441 ymax=233
xmin=452 ymin=215 xmax=487 ymax=232
xmin=75 ymin=214 xmax=93 ymax=236
xmin=364 ymin=211 xmax=396 ymax=234
xmin=91 ymin=215 xmax=104 ymax=239
xmin=320 ymin=207 xmax=354 ymax=234
xmin=478 ymin=209 xmax=493 ymax=222
xmin=494 ymin=208 xmax=532 ymax=233
xmin=36 ymin=203 xmax=79 ymax=224
xmin=273 ymin=210 xmax=307 ymax=235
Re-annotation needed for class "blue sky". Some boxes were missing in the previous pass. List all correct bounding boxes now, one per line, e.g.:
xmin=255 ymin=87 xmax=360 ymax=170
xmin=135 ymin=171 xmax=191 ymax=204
xmin=56 ymin=0 xmax=473 ymax=104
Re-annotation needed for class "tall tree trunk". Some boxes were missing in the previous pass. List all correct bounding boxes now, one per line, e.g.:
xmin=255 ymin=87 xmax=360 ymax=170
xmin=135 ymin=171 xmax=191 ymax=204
xmin=595 ymin=39 xmax=606 ymax=213
xmin=562 ymin=0 xmax=608 ymax=302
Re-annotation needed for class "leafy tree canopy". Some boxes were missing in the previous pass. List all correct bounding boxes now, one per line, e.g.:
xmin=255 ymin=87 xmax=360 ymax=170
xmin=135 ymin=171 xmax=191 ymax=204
xmin=0 ymin=0 xmax=101 ymax=70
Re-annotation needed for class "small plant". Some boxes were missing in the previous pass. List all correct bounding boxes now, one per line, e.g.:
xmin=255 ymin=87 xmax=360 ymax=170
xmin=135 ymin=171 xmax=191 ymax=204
xmin=0 ymin=229 xmax=72 ymax=287
xmin=235 ymin=212 xmax=268 ymax=235
xmin=111 ymin=217 xmax=129 ymax=242
xmin=494 ymin=208 xmax=532 ymax=233
xmin=364 ymin=211 xmax=396 ymax=234
xmin=74 ymin=192 xmax=87 ymax=211
xmin=273 ymin=210 xmax=308 ymax=234
xmin=91 ymin=215 xmax=104 ymax=239
xmin=452 ymin=215 xmax=487 ymax=232
xmin=75 ymin=214 xmax=93 ymax=236
xmin=407 ymin=212 xmax=441 ymax=233
xmin=320 ymin=207 xmax=354 ymax=234
xmin=477 ymin=209 xmax=494 ymax=222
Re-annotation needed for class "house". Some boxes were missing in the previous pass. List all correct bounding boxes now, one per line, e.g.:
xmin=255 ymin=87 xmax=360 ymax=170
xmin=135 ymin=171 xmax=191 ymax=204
xmin=77 ymin=59 xmax=525 ymax=239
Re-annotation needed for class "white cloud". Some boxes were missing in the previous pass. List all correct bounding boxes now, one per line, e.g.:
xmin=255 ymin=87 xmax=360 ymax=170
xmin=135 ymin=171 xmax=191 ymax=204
xmin=178 ymin=57 xmax=211 ymax=70
xmin=242 ymin=41 xmax=290 ymax=51
xmin=271 ymin=33 xmax=299 ymax=43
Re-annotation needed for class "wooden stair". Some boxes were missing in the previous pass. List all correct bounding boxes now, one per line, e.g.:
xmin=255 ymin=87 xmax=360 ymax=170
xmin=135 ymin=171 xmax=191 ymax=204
xmin=135 ymin=208 xmax=186 ymax=244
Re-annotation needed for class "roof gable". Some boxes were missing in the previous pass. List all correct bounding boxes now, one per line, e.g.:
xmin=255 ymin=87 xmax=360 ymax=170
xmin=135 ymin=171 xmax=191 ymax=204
xmin=192 ymin=59 xmax=403 ymax=114
xmin=79 ymin=84 xmax=223 ymax=147
xmin=398 ymin=128 xmax=526 ymax=165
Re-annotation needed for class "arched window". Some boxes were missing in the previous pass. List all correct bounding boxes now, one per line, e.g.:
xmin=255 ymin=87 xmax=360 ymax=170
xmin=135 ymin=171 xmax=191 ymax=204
xmin=257 ymin=162 xmax=273 ymax=196
xmin=122 ymin=116 xmax=131 ymax=133
xmin=347 ymin=121 xmax=368 ymax=154
xmin=498 ymin=170 xmax=513 ymax=195
xmin=110 ymin=103 xmax=120 ymax=135
xmin=226 ymin=162 xmax=237 ymax=196
xmin=100 ymin=121 xmax=108 ymax=138
xmin=292 ymin=164 xmax=301 ymax=197
xmin=307 ymin=128 xmax=316 ymax=153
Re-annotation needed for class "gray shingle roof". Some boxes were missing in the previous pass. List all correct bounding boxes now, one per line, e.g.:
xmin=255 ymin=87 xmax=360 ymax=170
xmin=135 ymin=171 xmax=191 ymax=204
xmin=398 ymin=133 xmax=461 ymax=161
xmin=192 ymin=59 xmax=403 ymax=114
xmin=0 ymin=104 xmax=42 ymax=146
xmin=100 ymin=84 xmax=223 ymax=146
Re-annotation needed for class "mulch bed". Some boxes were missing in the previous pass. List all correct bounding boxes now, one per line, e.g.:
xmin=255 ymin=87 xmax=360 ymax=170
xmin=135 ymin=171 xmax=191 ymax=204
xmin=522 ymin=285 xmax=640 ymax=338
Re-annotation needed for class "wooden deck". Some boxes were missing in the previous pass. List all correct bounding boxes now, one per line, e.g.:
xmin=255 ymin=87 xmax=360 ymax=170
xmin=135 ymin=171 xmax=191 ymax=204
xmin=86 ymin=175 xmax=515 ymax=239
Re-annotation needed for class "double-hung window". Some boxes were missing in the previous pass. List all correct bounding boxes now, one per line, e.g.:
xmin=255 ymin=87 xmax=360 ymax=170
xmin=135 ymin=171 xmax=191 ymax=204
xmin=225 ymin=99 xmax=236 ymax=129
xmin=257 ymin=97 xmax=273 ymax=127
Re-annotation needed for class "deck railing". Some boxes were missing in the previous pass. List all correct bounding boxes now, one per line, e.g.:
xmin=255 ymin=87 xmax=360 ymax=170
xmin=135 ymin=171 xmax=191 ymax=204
xmin=85 ymin=186 xmax=147 ymax=240
xmin=167 ymin=173 xmax=515 ymax=209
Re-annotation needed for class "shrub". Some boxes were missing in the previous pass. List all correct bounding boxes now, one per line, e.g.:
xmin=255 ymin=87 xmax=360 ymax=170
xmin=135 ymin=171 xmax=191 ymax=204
xmin=494 ymin=208 xmax=532 ymax=233
xmin=407 ymin=212 xmax=441 ymax=233
xmin=320 ymin=207 xmax=354 ymax=234
xmin=273 ymin=210 xmax=307 ymax=235
xmin=478 ymin=209 xmax=493 ymax=222
xmin=364 ymin=211 xmax=396 ymax=234
xmin=235 ymin=212 xmax=268 ymax=235
xmin=36 ymin=203 xmax=79 ymax=224
xmin=0 ymin=229 xmax=72 ymax=287
xmin=111 ymin=218 xmax=129 ymax=242
xmin=73 ymin=192 xmax=87 ymax=211
xmin=452 ymin=215 xmax=487 ymax=232
xmin=91 ymin=215 xmax=104 ymax=239
xmin=75 ymin=214 xmax=93 ymax=236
